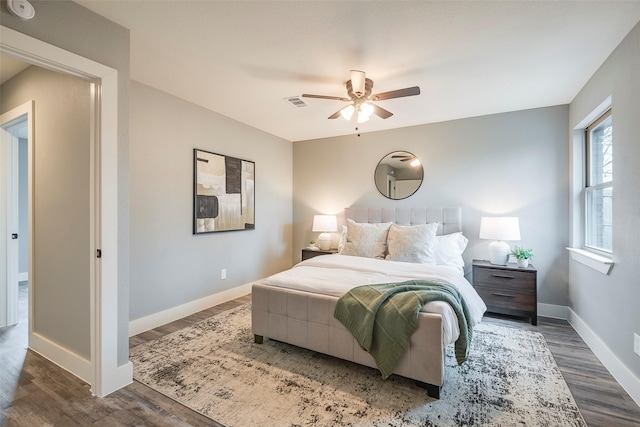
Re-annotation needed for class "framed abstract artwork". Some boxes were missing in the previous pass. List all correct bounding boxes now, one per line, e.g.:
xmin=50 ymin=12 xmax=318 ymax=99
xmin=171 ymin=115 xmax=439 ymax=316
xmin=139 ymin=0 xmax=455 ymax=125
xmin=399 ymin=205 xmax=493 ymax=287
xmin=193 ymin=149 xmax=255 ymax=234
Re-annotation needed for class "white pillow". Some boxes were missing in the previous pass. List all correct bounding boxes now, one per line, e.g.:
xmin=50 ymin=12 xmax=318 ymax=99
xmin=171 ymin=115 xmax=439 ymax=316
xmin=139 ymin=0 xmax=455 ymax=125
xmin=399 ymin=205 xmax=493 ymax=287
xmin=385 ymin=223 xmax=439 ymax=264
xmin=340 ymin=220 xmax=392 ymax=259
xmin=434 ymin=232 xmax=468 ymax=269
xmin=337 ymin=225 xmax=347 ymax=253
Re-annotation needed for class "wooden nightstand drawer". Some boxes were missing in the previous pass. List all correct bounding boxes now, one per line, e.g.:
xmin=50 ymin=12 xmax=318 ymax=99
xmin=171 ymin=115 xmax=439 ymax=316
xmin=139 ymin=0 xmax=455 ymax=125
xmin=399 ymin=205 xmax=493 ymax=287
xmin=473 ymin=268 xmax=535 ymax=294
xmin=474 ymin=284 xmax=536 ymax=312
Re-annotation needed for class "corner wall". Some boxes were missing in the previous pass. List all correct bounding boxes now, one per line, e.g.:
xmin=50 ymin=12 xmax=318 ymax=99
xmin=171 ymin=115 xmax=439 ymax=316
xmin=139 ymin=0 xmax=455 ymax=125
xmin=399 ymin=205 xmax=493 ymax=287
xmin=293 ymin=105 xmax=570 ymax=306
xmin=569 ymin=21 xmax=640 ymax=394
xmin=129 ymin=82 xmax=292 ymax=322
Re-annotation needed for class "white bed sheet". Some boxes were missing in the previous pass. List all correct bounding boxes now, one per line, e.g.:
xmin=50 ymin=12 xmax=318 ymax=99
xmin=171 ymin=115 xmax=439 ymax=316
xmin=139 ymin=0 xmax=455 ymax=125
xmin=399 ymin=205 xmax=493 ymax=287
xmin=261 ymin=254 xmax=487 ymax=346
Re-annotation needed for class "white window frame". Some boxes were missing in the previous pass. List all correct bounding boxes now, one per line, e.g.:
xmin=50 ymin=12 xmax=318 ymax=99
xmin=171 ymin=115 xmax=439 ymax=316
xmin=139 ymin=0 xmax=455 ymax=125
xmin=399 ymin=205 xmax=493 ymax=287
xmin=584 ymin=109 xmax=612 ymax=255
xmin=567 ymin=97 xmax=613 ymax=275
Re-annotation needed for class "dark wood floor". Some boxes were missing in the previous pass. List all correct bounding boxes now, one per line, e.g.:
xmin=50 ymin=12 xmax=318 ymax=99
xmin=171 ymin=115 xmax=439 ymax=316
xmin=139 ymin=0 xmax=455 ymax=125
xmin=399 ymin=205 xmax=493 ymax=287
xmin=1 ymin=284 xmax=639 ymax=426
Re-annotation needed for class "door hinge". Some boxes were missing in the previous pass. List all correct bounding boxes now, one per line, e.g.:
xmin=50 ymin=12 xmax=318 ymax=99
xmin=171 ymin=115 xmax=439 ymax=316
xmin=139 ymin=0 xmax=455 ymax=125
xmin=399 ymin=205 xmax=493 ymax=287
xmin=97 ymin=249 xmax=102 ymax=258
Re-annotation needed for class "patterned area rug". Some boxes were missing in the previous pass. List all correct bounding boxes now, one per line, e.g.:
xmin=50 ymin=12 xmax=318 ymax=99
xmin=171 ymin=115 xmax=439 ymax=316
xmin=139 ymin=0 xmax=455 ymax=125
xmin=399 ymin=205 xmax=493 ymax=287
xmin=130 ymin=303 xmax=587 ymax=426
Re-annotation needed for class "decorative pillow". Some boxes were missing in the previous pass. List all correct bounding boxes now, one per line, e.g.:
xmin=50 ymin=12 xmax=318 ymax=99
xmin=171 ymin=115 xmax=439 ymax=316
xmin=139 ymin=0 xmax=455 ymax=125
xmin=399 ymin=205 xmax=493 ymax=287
xmin=434 ymin=232 xmax=468 ymax=269
xmin=385 ymin=222 xmax=439 ymax=264
xmin=337 ymin=225 xmax=347 ymax=253
xmin=340 ymin=220 xmax=392 ymax=259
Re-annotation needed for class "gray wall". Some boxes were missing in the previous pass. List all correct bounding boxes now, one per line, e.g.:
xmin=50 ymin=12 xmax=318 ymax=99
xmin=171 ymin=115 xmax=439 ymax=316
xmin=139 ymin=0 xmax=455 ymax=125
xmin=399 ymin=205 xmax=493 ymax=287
xmin=293 ymin=105 xmax=570 ymax=306
xmin=569 ymin=22 xmax=640 ymax=377
xmin=1 ymin=66 xmax=92 ymax=358
xmin=1 ymin=0 xmax=131 ymax=364
xmin=129 ymin=82 xmax=293 ymax=320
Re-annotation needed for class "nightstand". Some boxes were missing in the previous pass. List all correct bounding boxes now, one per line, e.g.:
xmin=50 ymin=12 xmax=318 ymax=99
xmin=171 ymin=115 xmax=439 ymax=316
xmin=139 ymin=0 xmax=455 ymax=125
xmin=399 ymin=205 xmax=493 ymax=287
xmin=301 ymin=248 xmax=337 ymax=261
xmin=472 ymin=259 xmax=537 ymax=325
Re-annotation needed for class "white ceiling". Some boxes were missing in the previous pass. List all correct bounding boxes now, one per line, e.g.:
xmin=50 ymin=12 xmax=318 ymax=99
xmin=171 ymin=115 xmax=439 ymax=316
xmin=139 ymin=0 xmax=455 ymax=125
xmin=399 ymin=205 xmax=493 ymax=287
xmin=35 ymin=1 xmax=640 ymax=141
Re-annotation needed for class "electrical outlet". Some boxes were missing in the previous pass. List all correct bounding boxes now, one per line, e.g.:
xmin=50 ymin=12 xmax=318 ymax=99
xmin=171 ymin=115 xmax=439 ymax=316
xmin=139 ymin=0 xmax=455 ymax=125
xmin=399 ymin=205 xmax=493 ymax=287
xmin=221 ymin=269 xmax=227 ymax=280
xmin=634 ymin=333 xmax=640 ymax=356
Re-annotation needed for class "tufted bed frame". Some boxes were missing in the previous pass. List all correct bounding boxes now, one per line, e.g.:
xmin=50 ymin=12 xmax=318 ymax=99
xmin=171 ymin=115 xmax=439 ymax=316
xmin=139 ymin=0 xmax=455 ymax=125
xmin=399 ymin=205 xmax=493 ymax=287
xmin=251 ymin=207 xmax=463 ymax=399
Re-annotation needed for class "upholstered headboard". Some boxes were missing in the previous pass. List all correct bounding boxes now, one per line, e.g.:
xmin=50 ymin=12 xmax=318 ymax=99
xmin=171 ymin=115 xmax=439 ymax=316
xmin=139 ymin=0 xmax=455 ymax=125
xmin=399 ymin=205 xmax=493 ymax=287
xmin=344 ymin=207 xmax=462 ymax=236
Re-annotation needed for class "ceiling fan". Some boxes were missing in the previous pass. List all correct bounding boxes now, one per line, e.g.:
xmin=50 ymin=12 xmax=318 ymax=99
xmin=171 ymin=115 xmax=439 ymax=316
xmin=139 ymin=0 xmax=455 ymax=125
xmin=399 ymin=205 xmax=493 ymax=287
xmin=301 ymin=70 xmax=420 ymax=123
xmin=391 ymin=153 xmax=421 ymax=167
xmin=392 ymin=153 xmax=416 ymax=162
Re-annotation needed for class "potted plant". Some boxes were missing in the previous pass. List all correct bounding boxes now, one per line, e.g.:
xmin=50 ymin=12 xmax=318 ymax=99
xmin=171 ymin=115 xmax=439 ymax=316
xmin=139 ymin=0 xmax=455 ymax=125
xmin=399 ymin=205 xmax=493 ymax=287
xmin=511 ymin=246 xmax=533 ymax=268
xmin=309 ymin=239 xmax=317 ymax=249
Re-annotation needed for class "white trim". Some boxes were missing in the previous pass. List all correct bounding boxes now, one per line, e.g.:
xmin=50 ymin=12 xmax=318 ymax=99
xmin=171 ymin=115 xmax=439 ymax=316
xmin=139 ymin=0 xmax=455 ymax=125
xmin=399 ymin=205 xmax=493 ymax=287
xmin=566 ymin=247 xmax=613 ymax=274
xmin=573 ymin=96 xmax=612 ymax=130
xmin=101 ymin=361 xmax=133 ymax=396
xmin=129 ymin=284 xmax=252 ymax=337
xmin=568 ymin=308 xmax=640 ymax=407
xmin=537 ymin=303 xmax=569 ymax=320
xmin=18 ymin=272 xmax=28 ymax=282
xmin=1 ymin=26 xmax=125 ymax=397
xmin=30 ymin=332 xmax=93 ymax=384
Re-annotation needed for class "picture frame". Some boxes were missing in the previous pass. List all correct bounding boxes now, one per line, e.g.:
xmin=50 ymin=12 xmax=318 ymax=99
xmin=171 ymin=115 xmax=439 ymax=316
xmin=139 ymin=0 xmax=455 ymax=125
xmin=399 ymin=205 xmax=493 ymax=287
xmin=193 ymin=148 xmax=255 ymax=234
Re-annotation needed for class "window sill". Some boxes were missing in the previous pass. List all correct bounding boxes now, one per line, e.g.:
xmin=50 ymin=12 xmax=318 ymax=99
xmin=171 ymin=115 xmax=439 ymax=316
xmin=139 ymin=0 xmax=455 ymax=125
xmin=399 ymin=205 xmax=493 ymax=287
xmin=566 ymin=247 xmax=613 ymax=275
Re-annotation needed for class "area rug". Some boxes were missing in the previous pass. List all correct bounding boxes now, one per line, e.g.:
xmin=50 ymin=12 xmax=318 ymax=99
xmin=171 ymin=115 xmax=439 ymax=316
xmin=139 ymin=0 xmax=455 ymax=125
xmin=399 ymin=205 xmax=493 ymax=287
xmin=130 ymin=303 xmax=587 ymax=426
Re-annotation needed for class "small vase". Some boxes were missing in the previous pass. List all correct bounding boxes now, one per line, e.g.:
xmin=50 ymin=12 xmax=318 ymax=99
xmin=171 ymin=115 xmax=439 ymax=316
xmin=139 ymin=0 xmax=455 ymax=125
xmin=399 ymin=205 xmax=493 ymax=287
xmin=517 ymin=258 xmax=529 ymax=268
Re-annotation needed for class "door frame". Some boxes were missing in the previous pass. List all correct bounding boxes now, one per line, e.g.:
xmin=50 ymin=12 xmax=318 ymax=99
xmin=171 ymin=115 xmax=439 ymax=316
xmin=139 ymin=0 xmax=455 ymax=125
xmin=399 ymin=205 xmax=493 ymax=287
xmin=0 ymin=25 xmax=131 ymax=396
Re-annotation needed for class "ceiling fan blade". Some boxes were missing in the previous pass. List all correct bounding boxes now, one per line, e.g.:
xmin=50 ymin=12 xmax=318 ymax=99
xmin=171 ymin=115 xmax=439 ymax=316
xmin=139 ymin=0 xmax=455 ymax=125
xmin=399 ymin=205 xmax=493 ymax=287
xmin=370 ymin=86 xmax=420 ymax=101
xmin=302 ymin=94 xmax=350 ymax=101
xmin=372 ymin=103 xmax=393 ymax=119
xmin=327 ymin=109 xmax=343 ymax=119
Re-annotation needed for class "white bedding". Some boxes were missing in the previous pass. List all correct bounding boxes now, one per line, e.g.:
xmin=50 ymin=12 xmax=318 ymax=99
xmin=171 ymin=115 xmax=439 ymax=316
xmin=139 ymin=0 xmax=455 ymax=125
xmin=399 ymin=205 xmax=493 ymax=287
xmin=262 ymin=254 xmax=487 ymax=346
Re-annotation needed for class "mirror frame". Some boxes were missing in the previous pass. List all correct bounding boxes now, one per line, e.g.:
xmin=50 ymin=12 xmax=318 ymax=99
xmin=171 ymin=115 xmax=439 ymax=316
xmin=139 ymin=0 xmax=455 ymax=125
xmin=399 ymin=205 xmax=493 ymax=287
xmin=374 ymin=151 xmax=424 ymax=200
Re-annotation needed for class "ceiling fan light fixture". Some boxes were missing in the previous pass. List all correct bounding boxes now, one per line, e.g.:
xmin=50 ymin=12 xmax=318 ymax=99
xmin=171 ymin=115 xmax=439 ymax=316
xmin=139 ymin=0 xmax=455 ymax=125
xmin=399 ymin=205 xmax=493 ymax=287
xmin=340 ymin=104 xmax=355 ymax=120
xmin=350 ymin=70 xmax=366 ymax=98
xmin=360 ymin=102 xmax=374 ymax=118
xmin=410 ymin=158 xmax=421 ymax=167
xmin=357 ymin=110 xmax=370 ymax=123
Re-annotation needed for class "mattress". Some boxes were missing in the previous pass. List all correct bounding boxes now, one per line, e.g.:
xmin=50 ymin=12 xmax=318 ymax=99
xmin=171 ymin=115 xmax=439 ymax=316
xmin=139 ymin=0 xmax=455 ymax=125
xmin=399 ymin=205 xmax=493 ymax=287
xmin=261 ymin=254 xmax=487 ymax=346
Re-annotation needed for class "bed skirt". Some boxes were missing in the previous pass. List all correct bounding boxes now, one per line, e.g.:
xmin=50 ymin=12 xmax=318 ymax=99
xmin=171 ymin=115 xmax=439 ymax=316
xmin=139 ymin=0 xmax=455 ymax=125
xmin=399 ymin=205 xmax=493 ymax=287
xmin=251 ymin=283 xmax=445 ymax=398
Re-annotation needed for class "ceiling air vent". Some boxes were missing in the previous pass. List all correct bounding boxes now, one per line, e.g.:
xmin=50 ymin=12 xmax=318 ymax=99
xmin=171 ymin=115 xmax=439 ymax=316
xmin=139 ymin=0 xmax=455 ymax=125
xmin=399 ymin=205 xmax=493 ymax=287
xmin=284 ymin=96 xmax=308 ymax=108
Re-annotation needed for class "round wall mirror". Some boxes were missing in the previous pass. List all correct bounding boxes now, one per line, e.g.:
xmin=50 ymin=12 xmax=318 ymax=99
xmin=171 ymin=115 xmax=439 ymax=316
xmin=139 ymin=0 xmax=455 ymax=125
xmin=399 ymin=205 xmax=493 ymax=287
xmin=374 ymin=151 xmax=424 ymax=199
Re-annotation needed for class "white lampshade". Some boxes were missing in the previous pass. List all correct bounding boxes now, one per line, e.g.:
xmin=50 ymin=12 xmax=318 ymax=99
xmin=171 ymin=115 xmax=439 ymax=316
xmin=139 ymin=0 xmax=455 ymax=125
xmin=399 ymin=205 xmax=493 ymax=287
xmin=479 ymin=217 xmax=521 ymax=265
xmin=312 ymin=215 xmax=338 ymax=250
xmin=350 ymin=70 xmax=366 ymax=97
xmin=340 ymin=105 xmax=355 ymax=120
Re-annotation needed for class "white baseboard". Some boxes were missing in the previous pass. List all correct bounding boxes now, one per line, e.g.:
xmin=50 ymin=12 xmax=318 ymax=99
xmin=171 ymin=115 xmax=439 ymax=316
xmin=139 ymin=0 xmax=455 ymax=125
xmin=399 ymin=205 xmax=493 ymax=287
xmin=18 ymin=272 xmax=28 ymax=282
xmin=129 ymin=283 xmax=253 ymax=337
xmin=30 ymin=332 xmax=93 ymax=385
xmin=97 ymin=361 xmax=133 ymax=397
xmin=568 ymin=308 xmax=640 ymax=407
xmin=538 ymin=303 xmax=569 ymax=320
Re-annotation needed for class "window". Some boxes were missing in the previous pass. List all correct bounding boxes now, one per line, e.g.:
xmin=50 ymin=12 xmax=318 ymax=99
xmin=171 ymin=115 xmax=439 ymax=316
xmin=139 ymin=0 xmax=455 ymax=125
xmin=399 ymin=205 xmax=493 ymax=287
xmin=585 ymin=109 xmax=612 ymax=253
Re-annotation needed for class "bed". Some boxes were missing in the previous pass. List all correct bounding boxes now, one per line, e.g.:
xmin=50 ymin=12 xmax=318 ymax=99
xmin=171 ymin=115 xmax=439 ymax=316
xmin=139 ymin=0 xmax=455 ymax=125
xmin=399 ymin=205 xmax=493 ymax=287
xmin=251 ymin=207 xmax=486 ymax=398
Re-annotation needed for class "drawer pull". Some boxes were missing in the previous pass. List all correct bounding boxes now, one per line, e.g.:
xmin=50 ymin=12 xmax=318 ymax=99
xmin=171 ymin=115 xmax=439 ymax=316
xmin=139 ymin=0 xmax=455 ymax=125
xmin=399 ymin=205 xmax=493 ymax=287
xmin=492 ymin=293 xmax=515 ymax=298
xmin=491 ymin=274 xmax=514 ymax=279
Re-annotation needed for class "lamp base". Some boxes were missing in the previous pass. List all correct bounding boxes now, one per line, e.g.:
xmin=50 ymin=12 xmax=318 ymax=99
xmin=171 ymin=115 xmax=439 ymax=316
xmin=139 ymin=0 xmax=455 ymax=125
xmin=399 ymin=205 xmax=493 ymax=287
xmin=317 ymin=232 xmax=332 ymax=250
xmin=488 ymin=240 xmax=510 ymax=265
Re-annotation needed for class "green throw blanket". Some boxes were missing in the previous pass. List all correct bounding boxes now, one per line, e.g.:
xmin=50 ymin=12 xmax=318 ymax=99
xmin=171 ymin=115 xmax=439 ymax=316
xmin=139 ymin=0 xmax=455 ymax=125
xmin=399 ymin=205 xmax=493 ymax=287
xmin=333 ymin=280 xmax=473 ymax=379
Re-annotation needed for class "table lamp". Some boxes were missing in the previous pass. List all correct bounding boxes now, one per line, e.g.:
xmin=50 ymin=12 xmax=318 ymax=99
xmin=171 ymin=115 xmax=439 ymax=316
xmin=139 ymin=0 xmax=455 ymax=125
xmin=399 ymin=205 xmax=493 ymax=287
xmin=312 ymin=215 xmax=337 ymax=250
xmin=479 ymin=217 xmax=521 ymax=265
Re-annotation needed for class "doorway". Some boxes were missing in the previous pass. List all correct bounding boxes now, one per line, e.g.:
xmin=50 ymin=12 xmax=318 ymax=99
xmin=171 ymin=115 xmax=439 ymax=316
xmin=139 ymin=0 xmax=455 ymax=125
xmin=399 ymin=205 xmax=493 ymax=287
xmin=0 ymin=115 xmax=28 ymax=331
xmin=1 ymin=25 xmax=130 ymax=396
